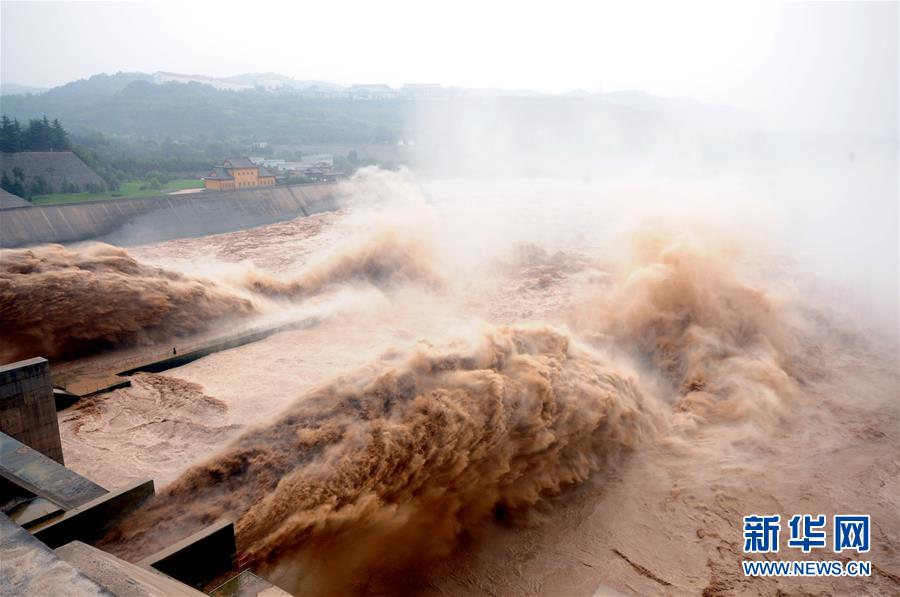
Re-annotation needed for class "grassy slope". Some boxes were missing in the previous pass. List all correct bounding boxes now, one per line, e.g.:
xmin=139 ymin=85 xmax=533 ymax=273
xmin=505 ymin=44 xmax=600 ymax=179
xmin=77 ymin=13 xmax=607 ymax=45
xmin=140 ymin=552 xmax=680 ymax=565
xmin=31 ymin=179 xmax=204 ymax=205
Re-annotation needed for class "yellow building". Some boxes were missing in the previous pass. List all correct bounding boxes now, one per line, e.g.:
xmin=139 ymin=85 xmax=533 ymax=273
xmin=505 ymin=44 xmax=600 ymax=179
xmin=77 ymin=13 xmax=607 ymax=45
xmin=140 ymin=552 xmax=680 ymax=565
xmin=203 ymin=157 xmax=277 ymax=190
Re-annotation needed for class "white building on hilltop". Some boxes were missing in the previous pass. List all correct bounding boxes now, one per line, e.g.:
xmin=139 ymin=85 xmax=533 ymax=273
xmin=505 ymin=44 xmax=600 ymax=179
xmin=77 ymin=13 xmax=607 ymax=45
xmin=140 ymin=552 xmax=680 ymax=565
xmin=349 ymin=84 xmax=399 ymax=100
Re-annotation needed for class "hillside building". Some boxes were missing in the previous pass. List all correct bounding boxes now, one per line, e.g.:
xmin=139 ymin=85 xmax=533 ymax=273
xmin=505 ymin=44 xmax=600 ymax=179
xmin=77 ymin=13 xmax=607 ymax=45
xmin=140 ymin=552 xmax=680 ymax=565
xmin=248 ymin=155 xmax=335 ymax=181
xmin=203 ymin=157 xmax=276 ymax=190
xmin=349 ymin=84 xmax=399 ymax=100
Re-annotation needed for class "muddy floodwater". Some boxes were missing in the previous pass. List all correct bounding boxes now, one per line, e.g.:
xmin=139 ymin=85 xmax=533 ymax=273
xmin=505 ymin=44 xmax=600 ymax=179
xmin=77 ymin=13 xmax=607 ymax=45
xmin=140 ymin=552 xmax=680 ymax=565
xmin=4 ymin=172 xmax=894 ymax=595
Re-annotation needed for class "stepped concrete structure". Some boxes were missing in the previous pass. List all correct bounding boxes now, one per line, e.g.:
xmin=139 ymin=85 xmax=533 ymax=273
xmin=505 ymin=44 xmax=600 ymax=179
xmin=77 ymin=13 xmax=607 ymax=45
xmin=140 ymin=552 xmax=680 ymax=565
xmin=0 ymin=151 xmax=106 ymax=193
xmin=0 ymin=188 xmax=29 ymax=208
xmin=0 ymin=367 xmax=287 ymax=596
xmin=56 ymin=541 xmax=207 ymax=596
xmin=0 ymin=513 xmax=112 ymax=597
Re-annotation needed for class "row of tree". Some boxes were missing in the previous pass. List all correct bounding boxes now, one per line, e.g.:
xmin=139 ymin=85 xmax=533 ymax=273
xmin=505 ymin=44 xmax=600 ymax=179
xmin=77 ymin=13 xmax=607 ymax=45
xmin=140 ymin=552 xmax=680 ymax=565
xmin=0 ymin=115 xmax=71 ymax=152
xmin=0 ymin=166 xmax=102 ymax=199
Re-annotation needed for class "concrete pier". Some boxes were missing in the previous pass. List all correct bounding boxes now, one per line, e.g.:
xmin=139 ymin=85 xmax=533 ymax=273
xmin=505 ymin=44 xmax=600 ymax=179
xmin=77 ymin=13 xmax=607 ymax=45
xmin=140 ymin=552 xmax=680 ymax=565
xmin=0 ymin=358 xmax=64 ymax=464
xmin=0 ymin=432 xmax=106 ymax=510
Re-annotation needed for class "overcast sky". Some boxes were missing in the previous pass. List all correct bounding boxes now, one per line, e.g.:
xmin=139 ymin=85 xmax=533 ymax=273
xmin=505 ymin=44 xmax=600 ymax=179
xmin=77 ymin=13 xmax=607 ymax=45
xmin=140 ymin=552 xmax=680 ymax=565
xmin=1 ymin=1 xmax=897 ymax=135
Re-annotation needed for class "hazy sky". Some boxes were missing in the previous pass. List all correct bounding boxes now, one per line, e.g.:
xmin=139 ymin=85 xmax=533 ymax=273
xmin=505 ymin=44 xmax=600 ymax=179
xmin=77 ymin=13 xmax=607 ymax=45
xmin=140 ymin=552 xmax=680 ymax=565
xmin=1 ymin=1 xmax=897 ymax=135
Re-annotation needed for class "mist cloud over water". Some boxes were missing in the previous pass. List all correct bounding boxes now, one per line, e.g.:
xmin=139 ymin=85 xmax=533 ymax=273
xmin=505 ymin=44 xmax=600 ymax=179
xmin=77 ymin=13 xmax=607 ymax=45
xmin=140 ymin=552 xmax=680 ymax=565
xmin=571 ymin=230 xmax=797 ymax=427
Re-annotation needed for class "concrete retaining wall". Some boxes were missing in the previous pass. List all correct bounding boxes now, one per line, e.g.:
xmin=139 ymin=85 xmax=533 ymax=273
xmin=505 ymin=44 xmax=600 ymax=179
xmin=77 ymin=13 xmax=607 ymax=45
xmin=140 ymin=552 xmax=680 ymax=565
xmin=0 ymin=182 xmax=339 ymax=248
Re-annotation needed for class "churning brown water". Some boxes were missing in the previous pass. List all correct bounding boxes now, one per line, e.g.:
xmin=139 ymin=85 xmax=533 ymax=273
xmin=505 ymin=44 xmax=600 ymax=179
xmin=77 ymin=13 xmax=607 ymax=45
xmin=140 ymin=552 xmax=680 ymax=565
xmin=13 ymin=171 xmax=898 ymax=595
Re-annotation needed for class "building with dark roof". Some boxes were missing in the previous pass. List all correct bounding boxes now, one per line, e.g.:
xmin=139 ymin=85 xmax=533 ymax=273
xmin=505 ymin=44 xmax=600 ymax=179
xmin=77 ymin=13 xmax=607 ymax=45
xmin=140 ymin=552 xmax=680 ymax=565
xmin=203 ymin=157 xmax=276 ymax=191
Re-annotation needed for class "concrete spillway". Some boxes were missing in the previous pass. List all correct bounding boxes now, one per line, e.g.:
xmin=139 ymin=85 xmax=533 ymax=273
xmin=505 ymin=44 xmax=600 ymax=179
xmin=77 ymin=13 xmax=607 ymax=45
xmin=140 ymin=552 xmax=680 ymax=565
xmin=0 ymin=356 xmax=280 ymax=595
xmin=0 ymin=182 xmax=339 ymax=248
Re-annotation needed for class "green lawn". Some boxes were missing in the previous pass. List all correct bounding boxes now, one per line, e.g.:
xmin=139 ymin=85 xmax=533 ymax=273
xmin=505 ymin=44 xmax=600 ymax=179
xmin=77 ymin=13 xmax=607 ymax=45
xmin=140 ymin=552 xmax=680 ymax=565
xmin=31 ymin=179 xmax=205 ymax=205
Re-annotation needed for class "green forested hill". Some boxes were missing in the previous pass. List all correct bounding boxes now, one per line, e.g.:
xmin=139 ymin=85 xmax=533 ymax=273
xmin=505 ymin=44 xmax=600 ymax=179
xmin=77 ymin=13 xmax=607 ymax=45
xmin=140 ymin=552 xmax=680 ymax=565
xmin=1 ymin=72 xmax=762 ymax=180
xmin=1 ymin=75 xmax=409 ymax=144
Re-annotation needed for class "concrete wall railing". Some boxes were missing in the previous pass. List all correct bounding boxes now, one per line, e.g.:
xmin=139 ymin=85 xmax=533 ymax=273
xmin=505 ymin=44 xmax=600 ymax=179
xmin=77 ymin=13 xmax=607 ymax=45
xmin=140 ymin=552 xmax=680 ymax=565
xmin=0 ymin=182 xmax=339 ymax=248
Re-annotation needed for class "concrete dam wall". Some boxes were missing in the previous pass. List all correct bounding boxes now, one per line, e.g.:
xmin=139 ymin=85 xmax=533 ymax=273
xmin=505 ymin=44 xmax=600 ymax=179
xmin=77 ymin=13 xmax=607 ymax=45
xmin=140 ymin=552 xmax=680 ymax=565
xmin=0 ymin=182 xmax=339 ymax=248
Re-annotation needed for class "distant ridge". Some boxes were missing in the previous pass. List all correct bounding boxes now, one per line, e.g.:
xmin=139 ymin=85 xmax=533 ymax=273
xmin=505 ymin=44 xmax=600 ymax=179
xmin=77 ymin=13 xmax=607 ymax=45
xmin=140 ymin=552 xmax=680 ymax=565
xmin=0 ymin=70 xmax=762 ymax=146
xmin=0 ymin=83 xmax=49 ymax=96
xmin=42 ymin=72 xmax=154 ymax=96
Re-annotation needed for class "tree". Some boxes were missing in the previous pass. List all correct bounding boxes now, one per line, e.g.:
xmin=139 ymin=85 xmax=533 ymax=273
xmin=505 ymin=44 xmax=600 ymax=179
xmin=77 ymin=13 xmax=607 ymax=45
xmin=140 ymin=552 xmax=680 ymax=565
xmin=84 ymin=182 xmax=105 ymax=194
xmin=61 ymin=180 xmax=81 ymax=194
xmin=144 ymin=170 xmax=171 ymax=184
xmin=24 ymin=117 xmax=51 ymax=150
xmin=2 ymin=168 xmax=27 ymax=197
xmin=50 ymin=118 xmax=70 ymax=150
xmin=41 ymin=116 xmax=51 ymax=149
xmin=29 ymin=175 xmax=50 ymax=197
xmin=1 ymin=171 xmax=12 ymax=194
xmin=72 ymin=143 xmax=122 ymax=190
xmin=10 ymin=119 xmax=22 ymax=151
xmin=6 ymin=115 xmax=72 ymax=151
xmin=105 ymin=172 xmax=121 ymax=191
xmin=0 ymin=115 xmax=21 ymax=152
xmin=0 ymin=116 xmax=37 ymax=152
